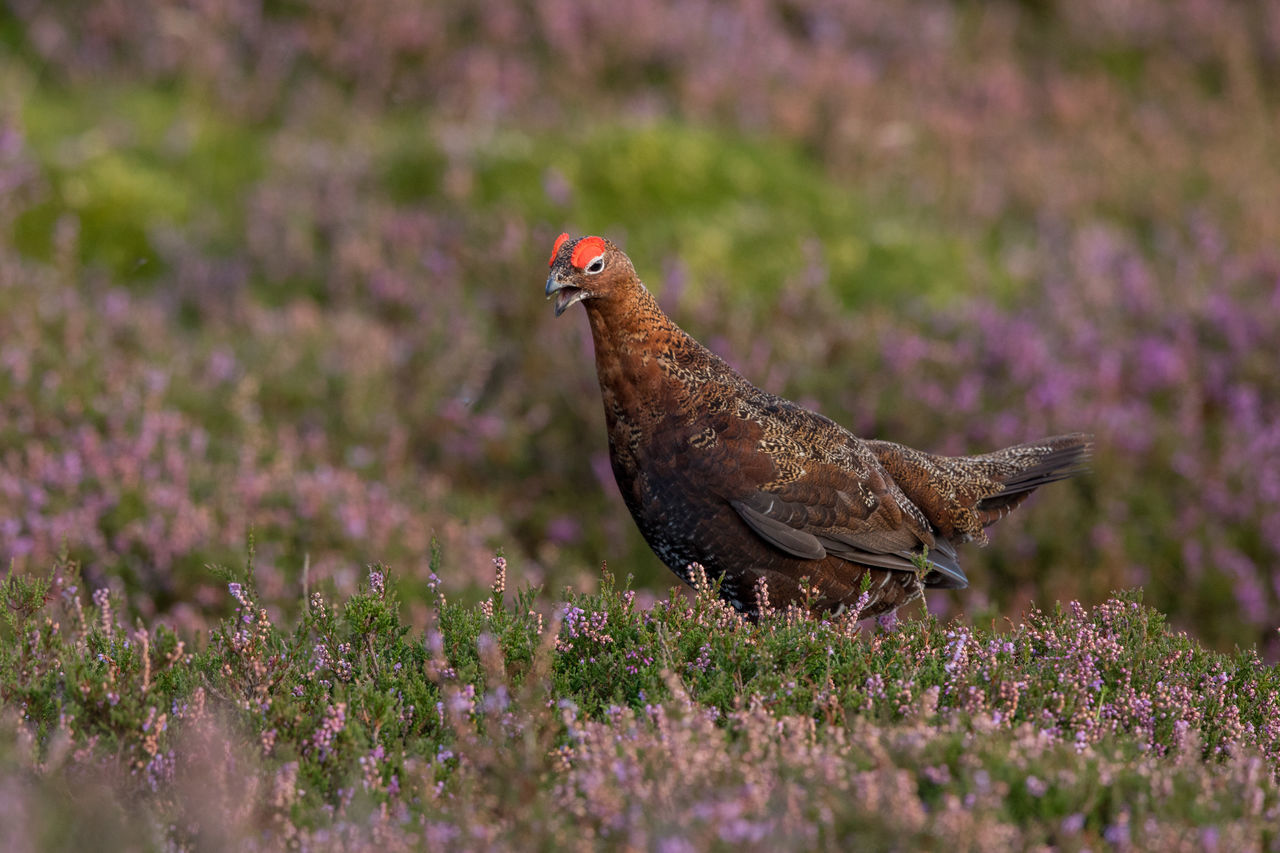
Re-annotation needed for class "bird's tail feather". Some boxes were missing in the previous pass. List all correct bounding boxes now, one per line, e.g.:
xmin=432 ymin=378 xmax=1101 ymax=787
xmin=974 ymin=433 xmax=1092 ymax=527
xmin=986 ymin=432 xmax=1093 ymax=495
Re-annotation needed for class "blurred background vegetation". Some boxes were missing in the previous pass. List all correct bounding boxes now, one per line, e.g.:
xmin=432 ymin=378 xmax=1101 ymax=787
xmin=1 ymin=0 xmax=1278 ymax=656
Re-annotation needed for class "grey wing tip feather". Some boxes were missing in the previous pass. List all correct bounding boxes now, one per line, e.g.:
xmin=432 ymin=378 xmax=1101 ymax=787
xmin=922 ymin=540 xmax=968 ymax=589
xmin=729 ymin=497 xmax=828 ymax=560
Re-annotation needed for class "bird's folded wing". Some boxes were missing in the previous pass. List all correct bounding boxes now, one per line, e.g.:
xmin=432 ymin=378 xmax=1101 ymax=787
xmin=729 ymin=483 xmax=968 ymax=589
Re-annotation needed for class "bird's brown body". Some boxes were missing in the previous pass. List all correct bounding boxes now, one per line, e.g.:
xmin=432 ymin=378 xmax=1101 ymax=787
xmin=546 ymin=234 xmax=1092 ymax=618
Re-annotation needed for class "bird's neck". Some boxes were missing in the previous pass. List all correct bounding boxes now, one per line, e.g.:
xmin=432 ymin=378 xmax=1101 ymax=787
xmin=582 ymin=282 xmax=704 ymax=425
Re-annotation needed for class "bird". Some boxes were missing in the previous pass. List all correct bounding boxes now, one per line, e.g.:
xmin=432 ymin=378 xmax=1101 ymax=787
xmin=545 ymin=233 xmax=1092 ymax=619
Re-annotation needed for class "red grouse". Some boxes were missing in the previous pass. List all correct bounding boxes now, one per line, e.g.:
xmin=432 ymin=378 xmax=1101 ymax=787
xmin=546 ymin=233 xmax=1091 ymax=618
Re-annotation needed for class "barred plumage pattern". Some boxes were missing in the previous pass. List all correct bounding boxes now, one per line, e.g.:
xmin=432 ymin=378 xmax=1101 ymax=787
xmin=546 ymin=234 xmax=1093 ymax=619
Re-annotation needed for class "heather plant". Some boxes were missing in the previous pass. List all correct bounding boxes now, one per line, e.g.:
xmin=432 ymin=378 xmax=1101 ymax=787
xmin=2 ymin=557 xmax=1278 ymax=850
xmin=6 ymin=0 xmax=1280 ymax=845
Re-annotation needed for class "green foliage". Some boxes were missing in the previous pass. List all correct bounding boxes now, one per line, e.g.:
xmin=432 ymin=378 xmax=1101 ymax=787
xmin=453 ymin=122 xmax=969 ymax=308
xmin=1 ymin=554 xmax=1277 ymax=849
xmin=4 ymin=0 xmax=1280 ymax=845
xmin=12 ymin=67 xmax=969 ymax=311
xmin=12 ymin=81 xmax=264 ymax=280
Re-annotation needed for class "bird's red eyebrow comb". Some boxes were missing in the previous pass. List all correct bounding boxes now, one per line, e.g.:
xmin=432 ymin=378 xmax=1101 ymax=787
xmin=571 ymin=236 xmax=607 ymax=268
xmin=548 ymin=233 xmax=570 ymax=267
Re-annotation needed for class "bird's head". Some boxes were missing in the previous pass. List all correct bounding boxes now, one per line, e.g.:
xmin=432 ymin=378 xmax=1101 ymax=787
xmin=544 ymin=233 xmax=635 ymax=317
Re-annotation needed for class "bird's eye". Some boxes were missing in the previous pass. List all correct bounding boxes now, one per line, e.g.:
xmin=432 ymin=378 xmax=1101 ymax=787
xmin=584 ymin=256 xmax=605 ymax=275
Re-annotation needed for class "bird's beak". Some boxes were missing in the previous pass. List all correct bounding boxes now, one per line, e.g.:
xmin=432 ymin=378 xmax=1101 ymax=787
xmin=545 ymin=273 xmax=586 ymax=317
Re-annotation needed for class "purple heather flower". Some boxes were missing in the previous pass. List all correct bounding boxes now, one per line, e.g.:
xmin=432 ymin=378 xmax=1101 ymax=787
xmin=1060 ymin=814 xmax=1085 ymax=835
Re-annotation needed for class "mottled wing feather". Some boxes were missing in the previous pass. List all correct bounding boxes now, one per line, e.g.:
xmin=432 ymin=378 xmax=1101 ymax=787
xmin=729 ymin=482 xmax=969 ymax=589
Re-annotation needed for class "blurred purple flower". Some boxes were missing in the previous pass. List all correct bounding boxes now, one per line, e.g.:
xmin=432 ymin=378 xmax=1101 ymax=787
xmin=546 ymin=515 xmax=582 ymax=545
